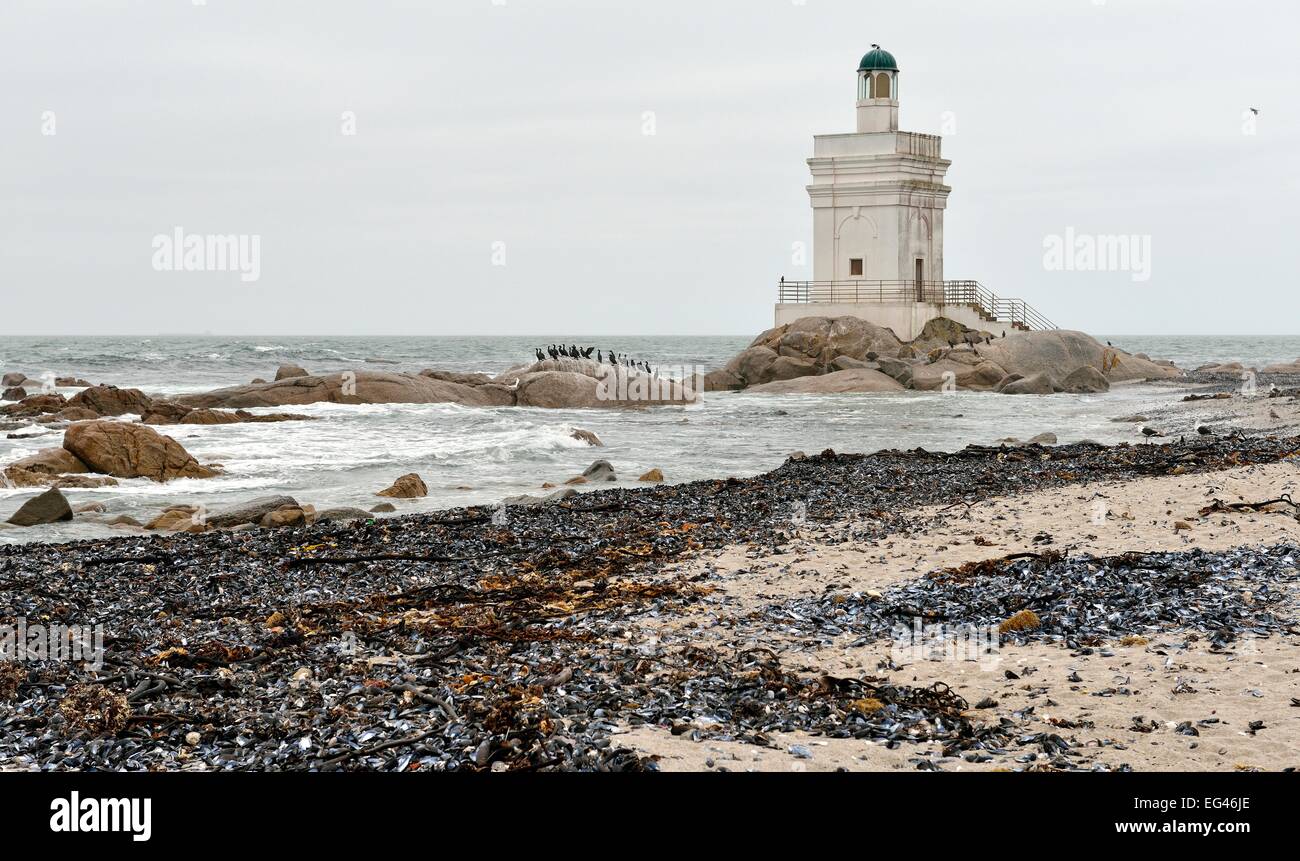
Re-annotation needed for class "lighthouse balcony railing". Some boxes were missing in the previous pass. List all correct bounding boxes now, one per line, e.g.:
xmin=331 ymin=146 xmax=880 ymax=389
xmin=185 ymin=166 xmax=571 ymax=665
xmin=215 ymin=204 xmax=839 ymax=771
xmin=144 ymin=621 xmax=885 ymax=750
xmin=776 ymin=279 xmax=1056 ymax=331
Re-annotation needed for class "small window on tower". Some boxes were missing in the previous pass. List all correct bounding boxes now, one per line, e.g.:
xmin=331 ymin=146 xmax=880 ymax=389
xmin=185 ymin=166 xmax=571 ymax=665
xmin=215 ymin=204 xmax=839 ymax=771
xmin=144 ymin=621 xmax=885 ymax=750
xmin=849 ymin=258 xmax=864 ymax=276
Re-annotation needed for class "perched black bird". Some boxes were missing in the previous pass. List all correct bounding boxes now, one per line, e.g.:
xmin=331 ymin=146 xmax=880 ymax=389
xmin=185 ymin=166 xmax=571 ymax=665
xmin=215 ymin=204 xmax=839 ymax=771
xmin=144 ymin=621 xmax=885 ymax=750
xmin=1001 ymin=331 xmax=1006 ymax=338
xmin=582 ymin=346 xmax=594 ymax=359
xmin=535 ymin=348 xmax=544 ymax=362
xmin=596 ymin=350 xmax=603 ymax=363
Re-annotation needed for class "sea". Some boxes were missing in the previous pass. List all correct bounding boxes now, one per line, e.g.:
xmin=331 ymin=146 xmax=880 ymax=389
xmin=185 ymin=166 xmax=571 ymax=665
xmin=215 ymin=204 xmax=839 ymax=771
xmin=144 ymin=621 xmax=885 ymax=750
xmin=2 ymin=334 xmax=1297 ymax=545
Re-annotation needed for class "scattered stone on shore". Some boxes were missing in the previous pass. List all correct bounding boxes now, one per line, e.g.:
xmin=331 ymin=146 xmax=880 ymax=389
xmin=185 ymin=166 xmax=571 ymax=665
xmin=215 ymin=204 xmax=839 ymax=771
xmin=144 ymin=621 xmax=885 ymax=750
xmin=62 ymin=420 xmax=219 ymax=482
xmin=72 ymin=501 xmax=107 ymax=514
xmin=315 ymin=507 xmax=373 ymax=523
xmin=5 ymin=488 xmax=74 ymax=526
xmin=376 ymin=473 xmax=428 ymax=499
xmin=206 ymin=495 xmax=301 ymax=529
xmin=580 ymin=460 xmax=617 ymax=482
xmin=105 ymin=514 xmax=143 ymax=528
xmin=639 ymin=468 xmax=664 ymax=482
xmin=503 ymin=487 xmax=578 ymax=506
xmin=260 ymin=505 xmax=307 ymax=528
xmin=145 ymin=507 xmax=207 ymax=533
xmin=570 ymin=428 xmax=603 ymax=447
xmin=369 ymin=503 xmax=397 ymax=513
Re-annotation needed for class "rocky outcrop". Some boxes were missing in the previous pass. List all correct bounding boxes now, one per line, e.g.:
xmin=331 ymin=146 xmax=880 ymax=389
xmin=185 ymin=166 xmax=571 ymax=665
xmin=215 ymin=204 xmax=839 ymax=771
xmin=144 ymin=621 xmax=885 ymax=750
xmin=1 ymin=373 xmax=26 ymax=387
xmin=2 ymin=387 xmax=27 ymax=401
xmin=141 ymin=402 xmax=313 ymax=425
xmin=67 ymin=385 xmax=152 ymax=417
xmin=638 ymin=468 xmax=664 ymax=482
xmin=707 ymin=317 xmax=904 ymax=391
xmin=376 ymin=473 xmax=428 ymax=499
xmin=176 ymin=370 xmax=515 ymax=410
xmin=1260 ymin=359 xmax=1300 ymax=374
xmin=62 ymin=421 xmax=219 ymax=482
xmin=746 ymin=368 xmax=905 ymax=394
xmin=1 ymin=393 xmax=66 ymax=418
xmin=9 ymin=447 xmax=89 ymax=475
xmin=977 ymin=331 xmax=1180 ymax=384
xmin=5 ymin=488 xmax=74 ymax=527
xmin=708 ymin=317 xmax=1181 ymax=396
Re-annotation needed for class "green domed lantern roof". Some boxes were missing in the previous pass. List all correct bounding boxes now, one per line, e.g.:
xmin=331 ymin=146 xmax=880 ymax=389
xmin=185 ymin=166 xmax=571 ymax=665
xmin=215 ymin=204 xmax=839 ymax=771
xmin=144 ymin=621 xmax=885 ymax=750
xmin=858 ymin=45 xmax=898 ymax=72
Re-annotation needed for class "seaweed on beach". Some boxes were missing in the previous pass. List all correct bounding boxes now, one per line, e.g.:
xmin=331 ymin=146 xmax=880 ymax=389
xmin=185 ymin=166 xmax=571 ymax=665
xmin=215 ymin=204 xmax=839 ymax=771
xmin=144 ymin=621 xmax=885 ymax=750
xmin=761 ymin=544 xmax=1300 ymax=649
xmin=1 ymin=435 xmax=1298 ymax=771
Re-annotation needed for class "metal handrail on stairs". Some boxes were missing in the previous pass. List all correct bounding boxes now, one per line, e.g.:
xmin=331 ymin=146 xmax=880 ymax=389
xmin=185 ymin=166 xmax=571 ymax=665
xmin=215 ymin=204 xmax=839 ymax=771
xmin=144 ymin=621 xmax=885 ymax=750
xmin=775 ymin=279 xmax=1056 ymax=331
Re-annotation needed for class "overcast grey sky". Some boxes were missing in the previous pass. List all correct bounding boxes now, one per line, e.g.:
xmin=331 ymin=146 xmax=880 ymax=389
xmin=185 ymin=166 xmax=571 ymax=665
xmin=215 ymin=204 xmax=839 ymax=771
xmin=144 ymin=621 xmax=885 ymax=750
xmin=2 ymin=0 xmax=1296 ymax=336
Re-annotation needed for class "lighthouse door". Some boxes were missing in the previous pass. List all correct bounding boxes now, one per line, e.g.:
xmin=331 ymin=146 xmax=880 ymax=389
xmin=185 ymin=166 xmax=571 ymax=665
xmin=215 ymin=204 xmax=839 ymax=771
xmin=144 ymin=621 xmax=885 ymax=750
xmin=914 ymin=259 xmax=924 ymax=301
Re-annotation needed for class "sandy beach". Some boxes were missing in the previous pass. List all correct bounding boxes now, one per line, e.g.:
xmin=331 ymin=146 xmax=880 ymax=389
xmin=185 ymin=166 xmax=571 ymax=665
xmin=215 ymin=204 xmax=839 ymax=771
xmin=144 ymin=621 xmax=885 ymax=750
xmin=2 ymin=376 xmax=1298 ymax=771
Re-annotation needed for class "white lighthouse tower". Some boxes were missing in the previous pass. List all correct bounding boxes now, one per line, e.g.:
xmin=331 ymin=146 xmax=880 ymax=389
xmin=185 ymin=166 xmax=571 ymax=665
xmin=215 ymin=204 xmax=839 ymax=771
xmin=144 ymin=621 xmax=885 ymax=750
xmin=776 ymin=47 xmax=1054 ymax=337
xmin=811 ymin=46 xmax=950 ymax=313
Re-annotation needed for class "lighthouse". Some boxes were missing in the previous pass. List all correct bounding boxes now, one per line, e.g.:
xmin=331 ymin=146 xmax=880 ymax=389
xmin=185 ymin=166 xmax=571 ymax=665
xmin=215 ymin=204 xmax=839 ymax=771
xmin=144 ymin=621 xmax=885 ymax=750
xmin=776 ymin=48 xmax=1052 ymax=337
xmin=811 ymin=45 xmax=950 ymax=299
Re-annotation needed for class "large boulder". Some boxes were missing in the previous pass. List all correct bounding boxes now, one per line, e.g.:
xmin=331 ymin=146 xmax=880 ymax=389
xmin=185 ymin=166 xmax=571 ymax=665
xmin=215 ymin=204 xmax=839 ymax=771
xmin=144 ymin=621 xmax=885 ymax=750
xmin=745 ymin=368 xmax=905 ymax=394
xmin=176 ymin=370 xmax=514 ymax=409
xmin=6 ymin=488 xmax=74 ymax=527
xmin=67 ymin=385 xmax=153 ymax=417
xmin=275 ymin=364 xmax=310 ymax=381
xmin=911 ymin=359 xmax=1008 ymax=392
xmin=767 ymin=356 xmax=819 ymax=381
xmin=752 ymin=316 xmax=903 ymax=364
xmin=581 ymin=460 xmax=617 ymax=482
xmin=62 ymin=421 xmax=219 ymax=482
xmin=875 ymin=357 xmax=915 ymax=387
xmin=514 ymin=359 xmax=695 ymax=408
xmin=978 ymin=330 xmax=1180 ymax=385
xmin=2 ymin=387 xmax=27 ymax=401
xmin=8 ymin=447 xmax=89 ymax=475
xmin=911 ymin=317 xmax=987 ymax=354
xmin=206 ymin=495 xmax=300 ymax=528
xmin=1060 ymin=365 xmax=1111 ymax=394
xmin=999 ymin=372 xmax=1059 ymax=395
xmin=1 ymin=373 xmax=26 ymax=387
xmin=514 ymin=371 xmax=603 ymax=409
xmin=377 ymin=473 xmax=428 ymax=499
